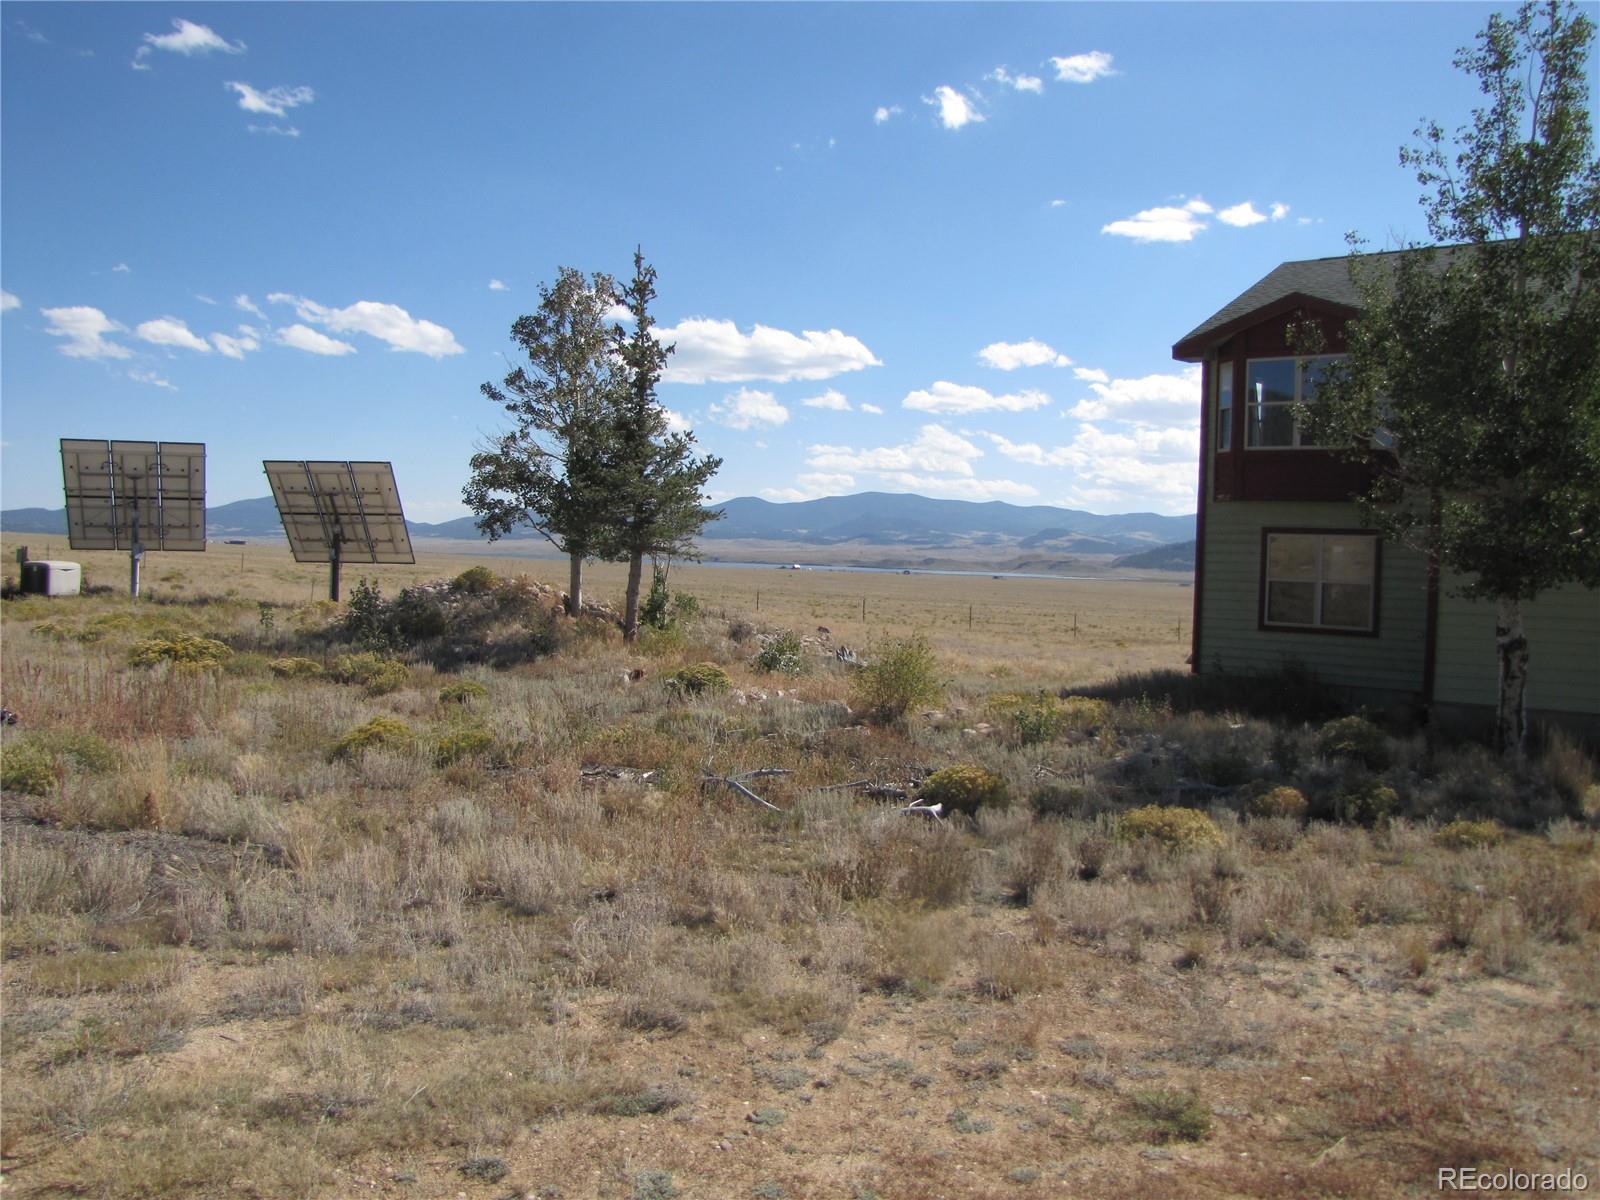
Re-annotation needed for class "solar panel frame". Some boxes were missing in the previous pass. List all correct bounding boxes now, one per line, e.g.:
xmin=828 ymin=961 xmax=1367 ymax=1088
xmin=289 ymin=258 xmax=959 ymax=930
xmin=263 ymin=460 xmax=415 ymax=565
xmin=60 ymin=438 xmax=207 ymax=552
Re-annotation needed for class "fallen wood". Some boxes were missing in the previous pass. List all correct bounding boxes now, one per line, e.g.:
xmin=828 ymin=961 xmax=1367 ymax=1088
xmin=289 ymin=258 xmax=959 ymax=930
xmin=700 ymin=774 xmax=784 ymax=812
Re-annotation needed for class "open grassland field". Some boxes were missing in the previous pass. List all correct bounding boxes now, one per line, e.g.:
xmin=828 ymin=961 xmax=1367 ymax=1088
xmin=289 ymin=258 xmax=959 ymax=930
xmin=1 ymin=541 xmax=1597 ymax=1200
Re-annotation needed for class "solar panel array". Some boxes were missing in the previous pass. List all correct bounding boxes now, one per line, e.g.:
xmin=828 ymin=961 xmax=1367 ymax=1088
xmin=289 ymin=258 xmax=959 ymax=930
xmin=263 ymin=460 xmax=415 ymax=565
xmin=60 ymin=439 xmax=207 ymax=552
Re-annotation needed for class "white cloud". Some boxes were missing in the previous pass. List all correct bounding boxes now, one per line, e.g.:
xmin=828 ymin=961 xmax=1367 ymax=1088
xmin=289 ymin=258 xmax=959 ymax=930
xmin=134 ymin=19 xmax=243 ymax=69
xmin=876 ymin=472 xmax=1038 ymax=501
xmin=860 ymin=403 xmax=884 ymax=415
xmin=1069 ymin=365 xmax=1201 ymax=422
xmin=276 ymin=324 xmax=356 ymax=356
xmin=710 ymin=387 xmax=789 ymax=431
xmin=1217 ymin=201 xmax=1267 ymax=228
xmin=1049 ymin=199 xmax=1068 ymax=208
xmin=656 ymin=317 xmax=879 ymax=384
xmin=127 ymin=369 xmax=176 ymax=391
xmin=210 ymin=326 xmax=261 ymax=359
xmin=808 ymin=423 xmax=984 ymax=478
xmin=226 ymin=82 xmax=314 ymax=117
xmin=1270 ymin=202 xmax=1290 ymax=221
xmin=268 ymin=294 xmax=463 ymax=357
xmin=984 ymin=421 xmax=1197 ymax=512
xmin=985 ymin=424 xmax=1194 ymax=468
xmin=135 ymin=316 xmax=210 ymax=353
xmin=874 ymin=105 xmax=903 ymax=124
xmin=761 ymin=472 xmax=857 ymax=502
xmin=1051 ymin=51 xmax=1115 ymax=83
xmin=247 ymin=124 xmax=301 ymax=138
xmin=903 ymin=381 xmax=1051 ymax=415
xmin=234 ymin=294 xmax=265 ymax=318
xmin=488 ymin=279 xmax=509 ymax=292
xmin=1102 ymin=198 xmax=1212 ymax=243
xmin=801 ymin=389 xmax=852 ymax=411
xmin=1073 ymin=366 xmax=1110 ymax=384
xmin=195 ymin=294 xmax=218 ymax=305
xmin=989 ymin=66 xmax=1043 ymax=93
xmin=42 ymin=306 xmax=130 ymax=359
xmin=978 ymin=339 xmax=1071 ymax=370
xmin=111 ymin=263 xmax=131 ymax=274
xmin=924 ymin=86 xmax=984 ymax=130
xmin=663 ymin=409 xmax=692 ymax=434
xmin=0 ymin=290 xmax=19 ymax=313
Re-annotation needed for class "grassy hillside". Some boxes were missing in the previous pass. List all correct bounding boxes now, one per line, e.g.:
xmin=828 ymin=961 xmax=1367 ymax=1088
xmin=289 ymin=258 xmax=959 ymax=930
xmin=1 ymin=551 xmax=1596 ymax=1199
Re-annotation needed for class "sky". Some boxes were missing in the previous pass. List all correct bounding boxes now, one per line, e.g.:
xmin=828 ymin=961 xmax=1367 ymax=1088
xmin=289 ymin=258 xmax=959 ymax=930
xmin=2 ymin=2 xmax=1580 ymax=521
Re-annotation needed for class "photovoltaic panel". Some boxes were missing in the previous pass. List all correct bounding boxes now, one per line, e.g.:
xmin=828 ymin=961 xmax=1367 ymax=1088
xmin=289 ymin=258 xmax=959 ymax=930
xmin=60 ymin=439 xmax=207 ymax=552
xmin=263 ymin=460 xmax=415 ymax=565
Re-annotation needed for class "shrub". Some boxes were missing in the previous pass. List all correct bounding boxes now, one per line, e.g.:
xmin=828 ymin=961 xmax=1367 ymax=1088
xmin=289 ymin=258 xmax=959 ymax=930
xmin=852 ymin=635 xmax=943 ymax=723
xmin=667 ymin=662 xmax=732 ymax=697
xmin=28 ymin=730 xmax=120 ymax=775
xmin=990 ymin=692 xmax=1064 ymax=746
xmin=755 ymin=631 xmax=804 ymax=676
xmin=1338 ymin=781 xmax=1399 ymax=827
xmin=452 ymin=566 xmax=499 ymax=594
xmin=1118 ymin=805 xmax=1224 ymax=852
xmin=1316 ymin=715 xmax=1391 ymax=769
xmin=434 ymin=722 xmax=496 ymax=767
xmin=919 ymin=765 xmax=1009 ymax=818
xmin=640 ymin=568 xmax=672 ymax=630
xmin=1248 ymin=785 xmax=1308 ymax=820
xmin=331 ymin=716 xmax=415 ymax=759
xmin=439 ymin=679 xmax=489 ymax=705
xmin=1434 ymin=819 xmax=1503 ymax=850
xmin=268 ymin=657 xmax=324 ymax=679
xmin=330 ymin=652 xmax=410 ymax=695
xmin=1058 ymin=695 xmax=1113 ymax=731
xmin=1130 ymin=1089 xmax=1212 ymax=1143
xmin=388 ymin=586 xmax=449 ymax=642
xmin=340 ymin=578 xmax=393 ymax=650
xmin=2 ymin=741 xmax=58 ymax=795
xmin=128 ymin=634 xmax=232 ymax=671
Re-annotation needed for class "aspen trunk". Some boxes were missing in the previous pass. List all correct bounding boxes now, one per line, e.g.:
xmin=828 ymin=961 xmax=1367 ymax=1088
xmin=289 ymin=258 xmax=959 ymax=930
xmin=567 ymin=554 xmax=583 ymax=618
xmin=1494 ymin=595 xmax=1529 ymax=761
xmin=622 ymin=550 xmax=644 ymax=642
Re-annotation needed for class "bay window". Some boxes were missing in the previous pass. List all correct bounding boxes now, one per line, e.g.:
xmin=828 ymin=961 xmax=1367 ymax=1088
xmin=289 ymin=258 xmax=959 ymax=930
xmin=1246 ymin=355 xmax=1345 ymax=447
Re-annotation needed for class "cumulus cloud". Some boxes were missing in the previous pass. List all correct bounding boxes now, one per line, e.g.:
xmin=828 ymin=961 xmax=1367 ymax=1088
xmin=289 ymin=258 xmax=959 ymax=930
xmin=276 ymin=324 xmax=356 ymax=356
xmin=268 ymin=293 xmax=463 ymax=357
xmin=924 ymin=86 xmax=983 ymax=130
xmin=1102 ymin=198 xmax=1212 ymax=243
xmin=989 ymin=65 xmax=1043 ymax=93
xmin=1270 ymin=202 xmax=1290 ymax=221
xmin=1217 ymin=201 xmax=1267 ymax=228
xmin=656 ymin=317 xmax=879 ymax=384
xmin=808 ymin=423 xmax=984 ymax=478
xmin=234 ymin=294 xmax=265 ymax=318
xmin=710 ymin=387 xmax=790 ymax=430
xmin=1051 ymin=51 xmax=1115 ymax=83
xmin=984 ymin=421 xmax=1197 ymax=512
xmin=1073 ymin=366 xmax=1110 ymax=384
xmin=211 ymin=326 xmax=261 ymax=359
xmin=127 ymin=369 xmax=176 ymax=391
xmin=859 ymin=403 xmax=884 ymax=415
xmin=1049 ymin=198 xmax=1068 ymax=208
xmin=978 ymin=339 xmax=1071 ymax=370
xmin=134 ymin=19 xmax=243 ymax=69
xmin=875 ymin=473 xmax=1037 ymax=501
xmin=226 ymin=82 xmax=314 ymax=117
xmin=761 ymin=472 xmax=858 ymax=502
xmin=1 ymin=290 xmax=19 ymax=313
xmin=135 ymin=316 xmax=210 ymax=353
xmin=111 ymin=263 xmax=131 ymax=274
xmin=873 ymin=105 xmax=902 ymax=124
xmin=1068 ymin=365 xmax=1201 ymax=422
xmin=488 ymin=279 xmax=509 ymax=291
xmin=42 ymin=306 xmax=130 ymax=359
xmin=663 ymin=409 xmax=692 ymax=434
xmin=247 ymin=124 xmax=301 ymax=138
xmin=801 ymin=389 xmax=852 ymax=411
xmin=903 ymin=381 xmax=1051 ymax=415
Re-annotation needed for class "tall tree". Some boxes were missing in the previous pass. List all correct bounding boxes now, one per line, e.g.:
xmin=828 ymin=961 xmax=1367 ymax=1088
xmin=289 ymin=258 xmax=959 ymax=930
xmin=1308 ymin=1 xmax=1600 ymax=758
xmin=463 ymin=267 xmax=620 ymax=616
xmin=601 ymin=249 xmax=723 ymax=640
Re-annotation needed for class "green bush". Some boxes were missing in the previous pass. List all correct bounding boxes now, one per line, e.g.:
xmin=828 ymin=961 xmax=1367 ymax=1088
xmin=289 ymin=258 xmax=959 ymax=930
xmin=341 ymin=578 xmax=394 ymax=650
xmin=452 ymin=566 xmax=499 ymax=595
xmin=388 ymin=586 xmax=449 ymax=642
xmin=919 ymin=765 xmax=1010 ymax=818
xmin=331 ymin=716 xmax=415 ymax=759
xmin=439 ymin=679 xmax=489 ymax=705
xmin=27 ymin=730 xmax=120 ymax=775
xmin=1119 ymin=805 xmax=1225 ymax=852
xmin=755 ymin=631 xmax=804 ymax=676
xmin=1316 ymin=715 xmax=1391 ymax=769
xmin=1059 ymin=695 xmax=1113 ymax=730
xmin=640 ymin=568 xmax=672 ymax=630
xmin=1434 ymin=819 xmax=1503 ymax=850
xmin=1248 ymin=785 xmax=1308 ymax=820
xmin=128 ymin=634 xmax=232 ymax=671
xmin=268 ymin=657 xmax=325 ymax=679
xmin=1338 ymin=780 xmax=1399 ymax=827
xmin=667 ymin=662 xmax=732 ymax=697
xmin=1131 ymin=1089 xmax=1212 ymax=1143
xmin=851 ymin=635 xmax=943 ymax=723
xmin=989 ymin=692 xmax=1065 ymax=745
xmin=2 ymin=741 xmax=59 ymax=795
xmin=434 ymin=722 xmax=496 ymax=767
xmin=330 ymin=652 xmax=410 ymax=695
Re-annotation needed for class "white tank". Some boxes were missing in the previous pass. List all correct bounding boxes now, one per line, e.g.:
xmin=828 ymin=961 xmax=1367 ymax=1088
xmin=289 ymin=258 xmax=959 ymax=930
xmin=20 ymin=560 xmax=82 ymax=597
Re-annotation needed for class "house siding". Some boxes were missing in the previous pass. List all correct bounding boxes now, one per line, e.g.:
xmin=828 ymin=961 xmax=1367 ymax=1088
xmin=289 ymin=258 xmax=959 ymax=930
xmin=1197 ymin=500 xmax=1429 ymax=699
xmin=1433 ymin=582 xmax=1600 ymax=716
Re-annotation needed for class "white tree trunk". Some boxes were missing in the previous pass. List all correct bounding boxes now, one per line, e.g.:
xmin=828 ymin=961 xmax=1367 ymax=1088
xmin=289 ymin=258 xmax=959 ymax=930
xmin=622 ymin=550 xmax=644 ymax=642
xmin=567 ymin=553 xmax=583 ymax=618
xmin=1494 ymin=595 xmax=1529 ymax=761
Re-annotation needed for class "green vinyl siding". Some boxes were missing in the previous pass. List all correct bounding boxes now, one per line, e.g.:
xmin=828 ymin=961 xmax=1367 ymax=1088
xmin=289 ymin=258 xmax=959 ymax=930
xmin=1433 ymin=582 xmax=1600 ymax=716
xmin=1198 ymin=501 xmax=1428 ymax=696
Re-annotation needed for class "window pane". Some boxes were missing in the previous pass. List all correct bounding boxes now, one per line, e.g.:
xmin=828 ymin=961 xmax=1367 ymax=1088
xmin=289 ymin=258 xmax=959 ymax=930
xmin=1267 ymin=582 xmax=1315 ymax=625
xmin=1217 ymin=362 xmax=1233 ymax=405
xmin=1321 ymin=583 xmax=1373 ymax=629
xmin=1322 ymin=536 xmax=1375 ymax=582
xmin=1217 ymin=408 xmax=1232 ymax=451
xmin=1267 ymin=534 xmax=1316 ymax=580
xmin=1216 ymin=361 xmax=1232 ymax=451
xmin=1299 ymin=356 xmax=1342 ymax=402
xmin=1246 ymin=360 xmax=1295 ymax=406
xmin=1248 ymin=402 xmax=1296 ymax=447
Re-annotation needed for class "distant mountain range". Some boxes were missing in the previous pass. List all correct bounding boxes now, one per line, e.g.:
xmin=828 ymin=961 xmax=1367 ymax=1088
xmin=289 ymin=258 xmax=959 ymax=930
xmin=3 ymin=492 xmax=1195 ymax=558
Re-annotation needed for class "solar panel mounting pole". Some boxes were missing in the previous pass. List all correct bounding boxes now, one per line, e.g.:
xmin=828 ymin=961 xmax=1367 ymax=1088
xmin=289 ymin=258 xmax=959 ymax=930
xmin=329 ymin=530 xmax=343 ymax=602
xmin=129 ymin=493 xmax=145 ymax=598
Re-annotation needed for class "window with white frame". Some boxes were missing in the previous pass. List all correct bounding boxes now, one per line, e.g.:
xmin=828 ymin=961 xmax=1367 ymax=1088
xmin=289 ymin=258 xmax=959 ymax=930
xmin=1246 ymin=355 xmax=1346 ymax=447
xmin=1263 ymin=531 xmax=1377 ymax=631
xmin=1215 ymin=360 xmax=1233 ymax=451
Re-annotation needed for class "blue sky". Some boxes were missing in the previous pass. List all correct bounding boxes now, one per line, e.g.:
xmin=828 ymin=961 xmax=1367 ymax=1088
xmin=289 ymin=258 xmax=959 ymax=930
xmin=2 ymin=2 xmax=1568 ymax=520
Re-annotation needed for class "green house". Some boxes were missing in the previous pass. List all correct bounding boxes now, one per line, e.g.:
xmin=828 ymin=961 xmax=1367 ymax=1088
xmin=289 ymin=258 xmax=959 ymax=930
xmin=1173 ymin=252 xmax=1599 ymax=735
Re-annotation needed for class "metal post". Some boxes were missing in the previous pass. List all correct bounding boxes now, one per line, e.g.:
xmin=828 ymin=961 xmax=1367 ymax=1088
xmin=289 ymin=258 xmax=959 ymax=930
xmin=128 ymin=494 xmax=144 ymax=599
xmin=329 ymin=534 xmax=342 ymax=603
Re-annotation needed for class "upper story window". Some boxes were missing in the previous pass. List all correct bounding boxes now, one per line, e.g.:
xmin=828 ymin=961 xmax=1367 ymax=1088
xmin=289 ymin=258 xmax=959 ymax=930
xmin=1246 ymin=355 xmax=1346 ymax=448
xmin=1215 ymin=360 xmax=1233 ymax=452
